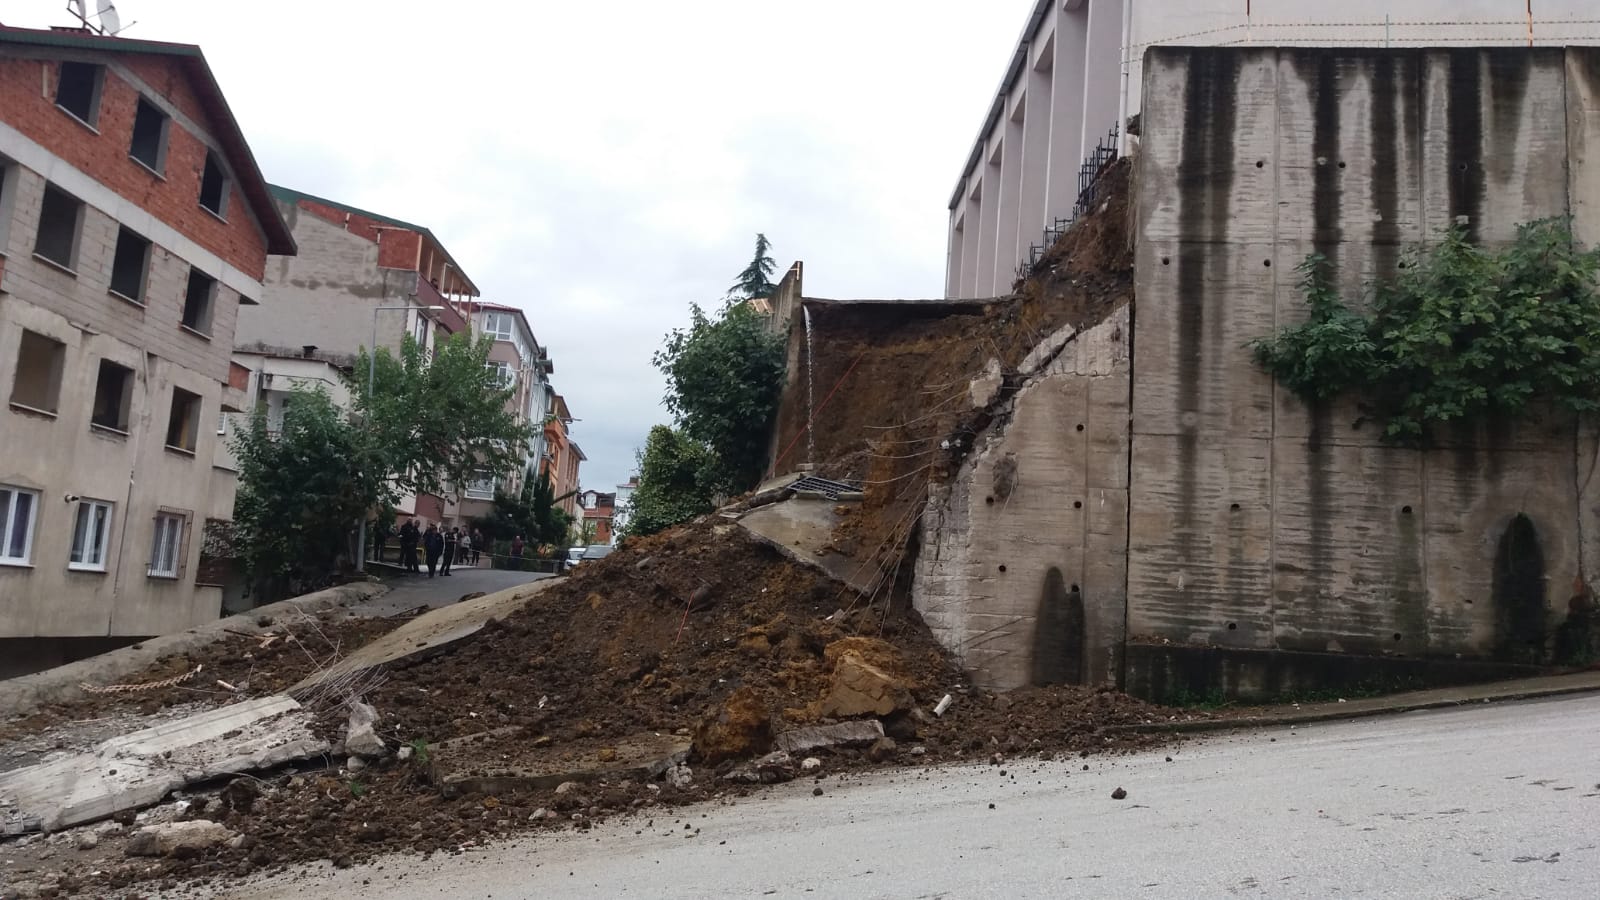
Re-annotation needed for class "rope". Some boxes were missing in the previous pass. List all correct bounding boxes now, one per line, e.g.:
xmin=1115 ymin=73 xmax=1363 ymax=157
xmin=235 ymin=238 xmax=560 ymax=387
xmin=81 ymin=665 xmax=202 ymax=694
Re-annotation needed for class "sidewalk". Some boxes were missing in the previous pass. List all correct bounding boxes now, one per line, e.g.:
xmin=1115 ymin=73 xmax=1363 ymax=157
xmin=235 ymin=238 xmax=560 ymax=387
xmin=1121 ymin=668 xmax=1600 ymax=733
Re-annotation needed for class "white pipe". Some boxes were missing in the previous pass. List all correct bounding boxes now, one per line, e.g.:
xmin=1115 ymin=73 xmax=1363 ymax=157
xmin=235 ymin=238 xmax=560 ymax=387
xmin=1116 ymin=0 xmax=1134 ymax=155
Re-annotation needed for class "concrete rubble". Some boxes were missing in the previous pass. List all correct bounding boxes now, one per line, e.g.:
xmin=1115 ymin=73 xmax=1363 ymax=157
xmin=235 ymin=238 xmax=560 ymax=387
xmin=125 ymin=820 xmax=237 ymax=858
xmin=773 ymin=720 xmax=885 ymax=755
xmin=0 ymin=695 xmax=326 ymax=835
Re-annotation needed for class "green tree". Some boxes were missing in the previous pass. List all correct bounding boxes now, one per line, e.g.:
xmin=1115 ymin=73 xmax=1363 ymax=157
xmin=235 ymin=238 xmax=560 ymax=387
xmin=233 ymin=387 xmax=379 ymax=601
xmin=624 ymin=425 xmax=716 ymax=537
xmin=350 ymin=332 xmax=531 ymax=501
xmin=653 ymin=303 xmax=786 ymax=493
xmin=729 ymin=233 xmax=777 ymax=302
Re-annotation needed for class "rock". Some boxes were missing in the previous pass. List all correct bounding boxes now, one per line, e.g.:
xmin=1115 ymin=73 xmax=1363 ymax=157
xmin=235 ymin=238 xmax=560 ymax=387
xmin=820 ymin=652 xmax=909 ymax=718
xmin=1111 ymin=787 xmax=1127 ymax=800
xmin=665 ymin=764 xmax=694 ymax=790
xmin=969 ymin=358 xmax=1004 ymax=408
xmin=596 ymin=748 xmax=619 ymax=763
xmin=219 ymin=777 xmax=263 ymax=814
xmin=722 ymin=751 xmax=797 ymax=785
xmin=812 ymin=787 xmax=824 ymax=797
xmin=343 ymin=700 xmax=388 ymax=759
xmin=867 ymin=737 xmax=898 ymax=762
xmin=775 ymin=720 xmax=885 ymax=754
xmin=910 ymin=746 xmax=927 ymax=756
xmin=74 ymin=831 xmax=99 ymax=851
xmin=397 ymin=745 xmax=414 ymax=762
xmin=530 ymin=807 xmax=549 ymax=821
xmin=125 ymin=821 xmax=237 ymax=858
xmin=554 ymin=781 xmax=579 ymax=795
xmin=800 ymin=757 xmax=822 ymax=772
xmin=346 ymin=756 xmax=367 ymax=774
xmin=691 ymin=687 xmax=773 ymax=764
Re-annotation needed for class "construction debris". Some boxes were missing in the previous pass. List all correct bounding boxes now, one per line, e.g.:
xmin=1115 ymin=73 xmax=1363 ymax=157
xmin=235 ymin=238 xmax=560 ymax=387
xmin=125 ymin=820 xmax=237 ymax=858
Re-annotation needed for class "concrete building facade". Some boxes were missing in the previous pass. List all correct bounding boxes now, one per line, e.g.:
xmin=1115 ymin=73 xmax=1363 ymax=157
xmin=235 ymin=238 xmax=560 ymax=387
xmin=448 ymin=302 xmax=553 ymax=526
xmin=912 ymin=43 xmax=1600 ymax=700
xmin=0 ymin=26 xmax=293 ymax=672
xmin=239 ymin=186 xmax=477 ymax=523
xmin=945 ymin=0 xmax=1600 ymax=300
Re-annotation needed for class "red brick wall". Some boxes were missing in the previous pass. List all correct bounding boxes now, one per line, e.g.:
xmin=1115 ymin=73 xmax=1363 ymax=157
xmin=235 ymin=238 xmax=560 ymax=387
xmin=377 ymin=230 xmax=420 ymax=269
xmin=0 ymin=55 xmax=269 ymax=280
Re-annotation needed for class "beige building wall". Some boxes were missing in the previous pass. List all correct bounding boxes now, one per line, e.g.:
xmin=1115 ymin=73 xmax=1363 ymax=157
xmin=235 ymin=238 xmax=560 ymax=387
xmin=1 ymin=159 xmax=247 ymax=641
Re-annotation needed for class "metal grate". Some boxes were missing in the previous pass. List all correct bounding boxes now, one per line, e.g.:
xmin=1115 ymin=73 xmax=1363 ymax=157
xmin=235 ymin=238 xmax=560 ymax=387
xmin=1026 ymin=123 xmax=1121 ymax=270
xmin=789 ymin=476 xmax=863 ymax=500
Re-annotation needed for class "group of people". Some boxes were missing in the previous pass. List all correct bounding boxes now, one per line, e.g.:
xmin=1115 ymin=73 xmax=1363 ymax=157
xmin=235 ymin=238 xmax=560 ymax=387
xmin=393 ymin=519 xmax=484 ymax=578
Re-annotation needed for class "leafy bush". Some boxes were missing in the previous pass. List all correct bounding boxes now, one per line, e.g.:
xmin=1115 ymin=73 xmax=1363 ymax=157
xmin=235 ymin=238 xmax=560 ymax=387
xmin=1252 ymin=219 xmax=1600 ymax=441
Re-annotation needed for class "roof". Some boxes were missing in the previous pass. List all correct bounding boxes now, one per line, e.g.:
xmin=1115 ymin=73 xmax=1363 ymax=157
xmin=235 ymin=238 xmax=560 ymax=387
xmin=471 ymin=301 xmax=549 ymax=367
xmin=569 ymin=442 xmax=587 ymax=462
xmin=948 ymin=0 xmax=1056 ymax=211
xmin=0 ymin=26 xmax=296 ymax=256
xmin=267 ymin=183 xmax=479 ymax=295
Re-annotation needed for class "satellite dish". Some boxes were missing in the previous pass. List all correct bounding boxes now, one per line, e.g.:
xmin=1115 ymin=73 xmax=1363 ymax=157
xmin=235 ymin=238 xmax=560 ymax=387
xmin=97 ymin=0 xmax=121 ymax=34
xmin=68 ymin=0 xmax=87 ymax=20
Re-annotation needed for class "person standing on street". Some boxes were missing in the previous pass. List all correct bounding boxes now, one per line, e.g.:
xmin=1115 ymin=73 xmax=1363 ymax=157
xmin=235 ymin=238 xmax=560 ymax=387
xmin=423 ymin=523 xmax=444 ymax=578
xmin=472 ymin=529 xmax=485 ymax=565
xmin=441 ymin=527 xmax=458 ymax=576
xmin=510 ymin=534 xmax=525 ymax=570
xmin=399 ymin=518 xmax=420 ymax=573
xmin=459 ymin=530 xmax=473 ymax=567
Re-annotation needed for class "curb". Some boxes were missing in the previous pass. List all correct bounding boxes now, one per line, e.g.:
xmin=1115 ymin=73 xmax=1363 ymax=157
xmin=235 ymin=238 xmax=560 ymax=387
xmin=1108 ymin=678 xmax=1600 ymax=735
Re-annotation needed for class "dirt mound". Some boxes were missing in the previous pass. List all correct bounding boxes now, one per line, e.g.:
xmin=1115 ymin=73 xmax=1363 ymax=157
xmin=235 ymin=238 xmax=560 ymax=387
xmin=770 ymin=158 xmax=1137 ymax=602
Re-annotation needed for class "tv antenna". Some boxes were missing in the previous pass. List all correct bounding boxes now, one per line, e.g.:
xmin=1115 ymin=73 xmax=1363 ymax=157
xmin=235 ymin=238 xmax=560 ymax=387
xmin=65 ymin=0 xmax=135 ymax=36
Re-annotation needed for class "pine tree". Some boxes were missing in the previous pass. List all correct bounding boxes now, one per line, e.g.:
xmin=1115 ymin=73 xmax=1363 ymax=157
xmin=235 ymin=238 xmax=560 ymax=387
xmin=730 ymin=233 xmax=777 ymax=301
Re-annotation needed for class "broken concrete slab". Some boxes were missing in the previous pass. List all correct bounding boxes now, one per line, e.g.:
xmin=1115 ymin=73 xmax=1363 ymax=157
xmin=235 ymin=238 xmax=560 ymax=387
xmin=773 ymin=720 xmax=885 ymax=755
xmin=1019 ymin=323 xmax=1077 ymax=375
xmin=290 ymin=579 xmax=561 ymax=697
xmin=0 ymin=582 xmax=387 ymax=718
xmin=0 ymin=695 xmax=326 ymax=835
xmin=430 ymin=732 xmax=691 ymax=799
xmin=736 ymin=497 xmax=872 ymax=594
xmin=721 ymin=750 xmax=797 ymax=784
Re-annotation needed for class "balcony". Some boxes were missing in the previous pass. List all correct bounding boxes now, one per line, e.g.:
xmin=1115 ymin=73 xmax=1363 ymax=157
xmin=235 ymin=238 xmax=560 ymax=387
xmin=415 ymin=276 xmax=468 ymax=335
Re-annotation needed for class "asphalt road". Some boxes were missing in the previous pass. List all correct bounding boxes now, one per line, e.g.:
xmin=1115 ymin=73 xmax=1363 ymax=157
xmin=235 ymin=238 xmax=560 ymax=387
xmin=214 ymin=694 xmax=1600 ymax=899
xmin=348 ymin=565 xmax=554 ymax=617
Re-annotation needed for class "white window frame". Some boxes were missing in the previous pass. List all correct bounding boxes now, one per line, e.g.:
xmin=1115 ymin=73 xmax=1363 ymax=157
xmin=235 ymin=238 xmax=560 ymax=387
xmin=0 ymin=485 xmax=40 ymax=566
xmin=68 ymin=499 xmax=114 ymax=572
xmin=483 ymin=312 xmax=514 ymax=342
xmin=464 ymin=470 xmax=496 ymax=501
xmin=148 ymin=512 xmax=186 ymax=579
xmin=485 ymin=360 xmax=514 ymax=389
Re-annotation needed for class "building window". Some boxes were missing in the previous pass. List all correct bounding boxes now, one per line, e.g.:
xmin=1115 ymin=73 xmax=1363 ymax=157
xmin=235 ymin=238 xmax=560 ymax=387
xmin=148 ymin=512 xmax=185 ymax=579
xmin=217 ymin=411 xmax=228 ymax=435
xmin=55 ymin=62 xmax=103 ymax=127
xmin=165 ymin=388 xmax=201 ymax=453
xmin=199 ymin=151 xmax=228 ymax=218
xmin=0 ymin=485 xmax=39 ymax=566
xmin=0 ymin=155 xmax=17 ymax=253
xmin=10 ymin=329 xmax=66 ymax=414
xmin=109 ymin=226 xmax=151 ymax=303
xmin=33 ymin=184 xmax=84 ymax=270
xmin=465 ymin=470 xmax=496 ymax=500
xmin=129 ymin=97 xmax=170 ymax=174
xmin=91 ymin=360 xmax=134 ymax=432
xmin=182 ymin=269 xmax=216 ymax=335
xmin=483 ymin=312 xmax=514 ymax=341
xmin=485 ymin=361 xmax=514 ymax=389
xmin=68 ymin=499 xmax=113 ymax=572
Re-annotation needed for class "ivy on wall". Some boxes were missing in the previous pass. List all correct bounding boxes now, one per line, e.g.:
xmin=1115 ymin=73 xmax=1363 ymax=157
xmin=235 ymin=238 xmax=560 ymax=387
xmin=1252 ymin=219 xmax=1600 ymax=442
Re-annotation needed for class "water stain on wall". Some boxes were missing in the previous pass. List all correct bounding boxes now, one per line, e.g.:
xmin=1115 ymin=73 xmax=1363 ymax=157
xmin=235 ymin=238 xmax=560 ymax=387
xmin=1032 ymin=567 xmax=1086 ymax=686
xmin=1493 ymin=513 xmax=1547 ymax=662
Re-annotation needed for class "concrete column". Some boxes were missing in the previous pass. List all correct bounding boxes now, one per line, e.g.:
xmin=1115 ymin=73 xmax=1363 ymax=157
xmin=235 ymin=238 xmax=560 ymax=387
xmin=1017 ymin=43 xmax=1056 ymax=265
xmin=994 ymin=105 xmax=1027 ymax=295
xmin=1045 ymin=3 xmax=1091 ymax=225
xmin=945 ymin=210 xmax=965 ymax=299
xmin=1081 ymin=0 xmax=1126 ymax=159
xmin=960 ymin=190 xmax=982 ymax=299
xmin=975 ymin=143 xmax=1002 ymax=297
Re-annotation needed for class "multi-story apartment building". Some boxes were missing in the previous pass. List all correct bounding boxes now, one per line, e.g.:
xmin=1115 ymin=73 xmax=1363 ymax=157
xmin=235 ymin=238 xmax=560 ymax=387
xmin=541 ymin=394 xmax=582 ymax=518
xmin=945 ymin=0 xmax=1600 ymax=299
xmin=0 ymin=26 xmax=295 ymax=673
xmin=576 ymin=490 xmax=615 ymax=545
xmin=452 ymin=302 xmax=553 ymax=524
xmin=237 ymin=185 xmax=477 ymax=524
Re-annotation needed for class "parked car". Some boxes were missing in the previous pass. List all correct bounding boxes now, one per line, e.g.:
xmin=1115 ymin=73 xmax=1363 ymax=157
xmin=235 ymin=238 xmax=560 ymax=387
xmin=566 ymin=546 xmax=586 ymax=566
xmin=577 ymin=544 xmax=613 ymax=565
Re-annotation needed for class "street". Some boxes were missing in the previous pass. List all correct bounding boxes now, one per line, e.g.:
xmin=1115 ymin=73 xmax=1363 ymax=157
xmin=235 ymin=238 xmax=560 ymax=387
xmin=349 ymin=567 xmax=556 ymax=617
xmin=211 ymin=694 xmax=1600 ymax=899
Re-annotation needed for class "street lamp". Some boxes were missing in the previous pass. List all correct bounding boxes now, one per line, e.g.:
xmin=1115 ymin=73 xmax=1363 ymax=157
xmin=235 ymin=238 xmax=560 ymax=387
xmin=357 ymin=304 xmax=446 ymax=571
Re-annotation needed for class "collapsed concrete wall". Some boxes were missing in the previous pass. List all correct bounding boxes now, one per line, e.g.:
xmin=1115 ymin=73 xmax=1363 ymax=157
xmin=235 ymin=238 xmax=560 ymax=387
xmin=915 ymin=308 xmax=1131 ymax=690
xmin=1124 ymin=46 xmax=1600 ymax=695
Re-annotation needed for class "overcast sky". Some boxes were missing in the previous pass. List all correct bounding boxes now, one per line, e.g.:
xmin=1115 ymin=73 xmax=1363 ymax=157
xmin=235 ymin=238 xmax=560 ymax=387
xmin=5 ymin=0 xmax=1033 ymax=490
